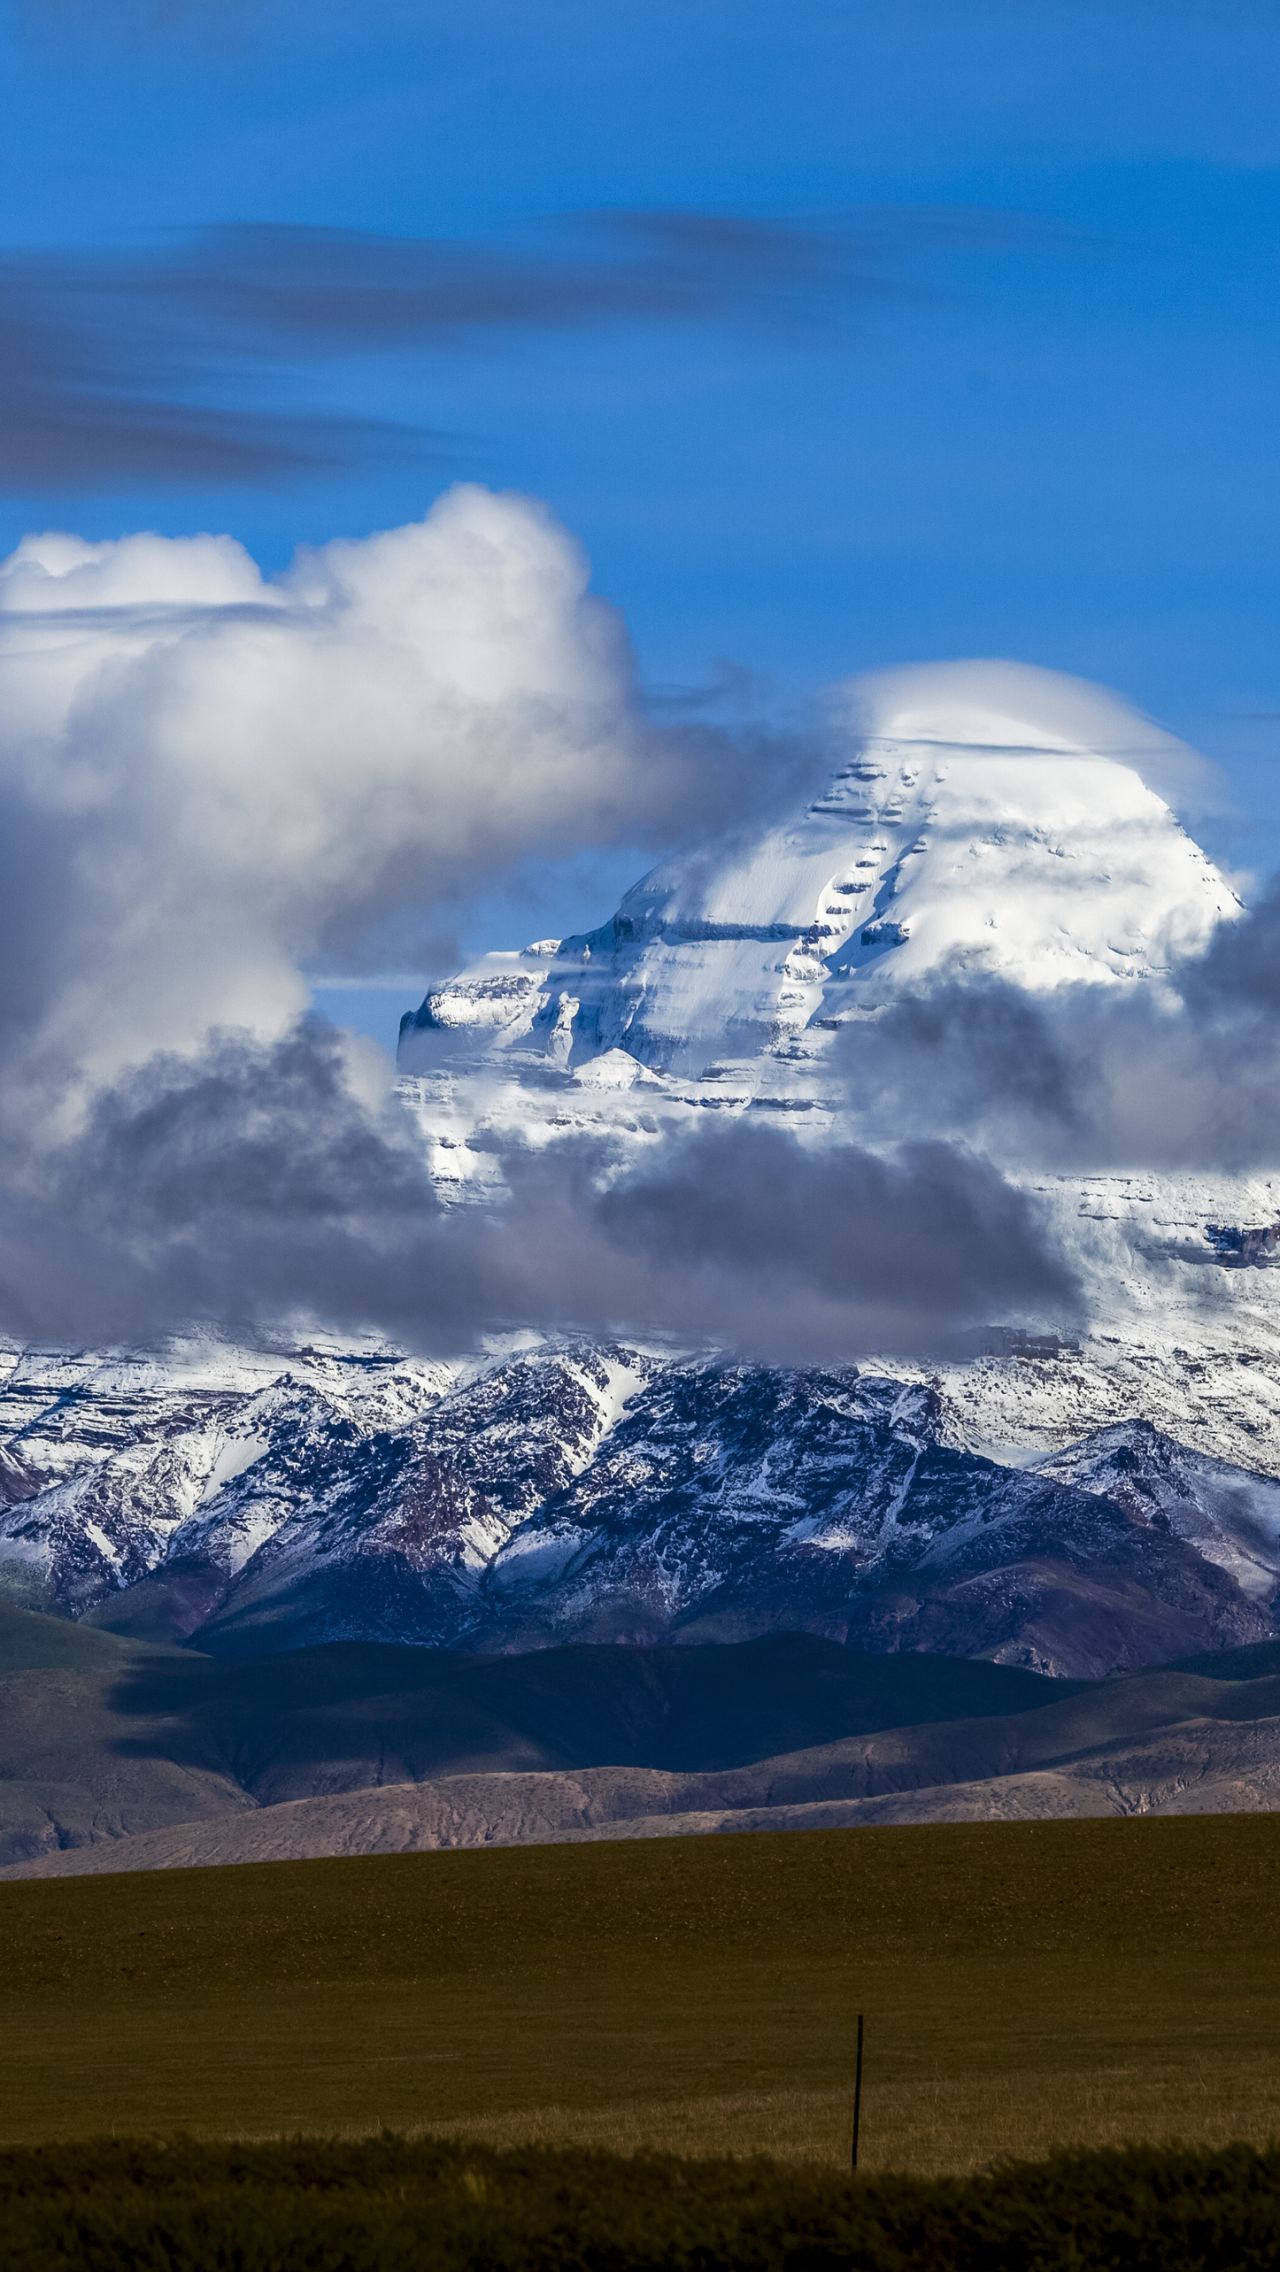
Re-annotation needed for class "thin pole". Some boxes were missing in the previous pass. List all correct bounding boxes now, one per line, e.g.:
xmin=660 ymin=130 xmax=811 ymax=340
xmin=851 ymin=2012 xmax=865 ymax=2172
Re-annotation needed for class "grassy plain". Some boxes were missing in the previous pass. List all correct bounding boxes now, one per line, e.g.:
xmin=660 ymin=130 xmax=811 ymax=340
xmin=1 ymin=1814 xmax=1277 ymax=2175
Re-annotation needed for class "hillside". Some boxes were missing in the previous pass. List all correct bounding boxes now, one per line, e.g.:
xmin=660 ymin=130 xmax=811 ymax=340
xmin=11 ymin=1597 xmax=1280 ymax=1877
xmin=0 ymin=1602 xmax=252 ymax=1863
xmin=0 ymin=1602 xmax=1067 ymax=1867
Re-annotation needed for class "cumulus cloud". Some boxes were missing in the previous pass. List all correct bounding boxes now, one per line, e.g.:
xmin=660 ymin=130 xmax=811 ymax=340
xmin=0 ymin=487 xmax=733 ymax=1117
xmin=0 ymin=481 xmax=1077 ymax=1363
xmin=0 ymin=502 xmax=1247 ymax=1359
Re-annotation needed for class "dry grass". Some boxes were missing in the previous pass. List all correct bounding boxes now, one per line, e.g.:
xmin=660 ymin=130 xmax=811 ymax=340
xmin=425 ymin=2059 xmax=1280 ymax=2176
xmin=2 ymin=1815 xmax=1279 ymax=2174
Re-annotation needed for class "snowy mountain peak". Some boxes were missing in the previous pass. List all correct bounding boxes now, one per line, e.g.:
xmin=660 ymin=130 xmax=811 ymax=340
xmin=400 ymin=663 xmax=1237 ymax=1086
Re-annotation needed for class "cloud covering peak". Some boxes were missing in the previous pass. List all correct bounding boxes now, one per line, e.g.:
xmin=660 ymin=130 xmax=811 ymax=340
xmin=0 ymin=493 xmax=1262 ymax=1364
xmin=845 ymin=658 xmax=1225 ymax=816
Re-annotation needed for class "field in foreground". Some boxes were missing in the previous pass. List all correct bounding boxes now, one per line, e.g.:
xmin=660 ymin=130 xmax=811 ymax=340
xmin=7 ymin=2137 xmax=1280 ymax=2271
xmin=1 ymin=1815 xmax=1279 ymax=2174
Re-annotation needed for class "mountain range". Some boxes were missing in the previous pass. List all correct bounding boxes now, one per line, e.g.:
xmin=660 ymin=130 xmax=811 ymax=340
xmin=2 ymin=1338 xmax=1279 ymax=1681
xmin=4 ymin=665 xmax=1280 ymax=1871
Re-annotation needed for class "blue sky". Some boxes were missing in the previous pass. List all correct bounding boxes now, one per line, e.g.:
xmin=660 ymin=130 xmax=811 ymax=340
xmin=4 ymin=0 xmax=1280 ymax=1048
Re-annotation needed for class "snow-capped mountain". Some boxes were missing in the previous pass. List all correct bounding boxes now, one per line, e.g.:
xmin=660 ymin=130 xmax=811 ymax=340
xmin=397 ymin=664 xmax=1280 ymax=1482
xmin=1033 ymin=1420 xmax=1280 ymax=1601
xmin=0 ymin=1337 xmax=1272 ymax=1677
xmin=0 ymin=1340 xmax=452 ymax=1626
xmin=3 ymin=665 xmax=1279 ymax=1680
xmin=399 ymin=662 xmax=1235 ymax=1094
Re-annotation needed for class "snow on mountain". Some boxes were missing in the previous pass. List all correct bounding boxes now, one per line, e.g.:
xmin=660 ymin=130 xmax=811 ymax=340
xmin=478 ymin=1362 xmax=939 ymax=1644
xmin=196 ymin=1431 xmax=511 ymax=1654
xmin=1 ymin=667 xmax=1277 ymax=1678
xmin=0 ymin=1340 xmax=662 ymax=1643
xmin=407 ymin=1343 xmax=656 ymax=1519
xmin=1033 ymin=1419 xmax=1280 ymax=1599
xmin=399 ymin=662 xmax=1235 ymax=1093
xmin=194 ymin=1345 xmax=655 ymax=1653
xmin=0 ymin=1337 xmax=452 ymax=1493
xmin=464 ymin=1359 xmax=1265 ymax=1675
xmin=0 ymin=1341 xmax=455 ymax=1631
xmin=0 ymin=1337 xmax=1267 ymax=1678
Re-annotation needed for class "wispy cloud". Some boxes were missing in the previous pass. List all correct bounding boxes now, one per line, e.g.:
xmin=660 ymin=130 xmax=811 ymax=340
xmin=0 ymin=207 xmax=1070 ymax=492
xmin=0 ymin=250 xmax=415 ymax=491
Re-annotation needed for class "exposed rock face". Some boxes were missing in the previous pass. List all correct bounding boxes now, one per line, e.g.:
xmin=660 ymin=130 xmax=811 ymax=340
xmin=0 ymin=1340 xmax=1274 ymax=1678
xmin=0 ymin=1445 xmax=37 ymax=1509
xmin=1206 ymin=1222 xmax=1280 ymax=1265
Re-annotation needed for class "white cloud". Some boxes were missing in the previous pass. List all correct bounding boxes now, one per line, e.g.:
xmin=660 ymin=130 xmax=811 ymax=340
xmin=844 ymin=658 xmax=1228 ymax=818
xmin=0 ymin=486 xmax=692 ymax=1124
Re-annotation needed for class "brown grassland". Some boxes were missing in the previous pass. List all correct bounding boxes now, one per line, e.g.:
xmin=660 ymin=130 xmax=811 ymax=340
xmin=0 ymin=1811 xmax=1276 ymax=2175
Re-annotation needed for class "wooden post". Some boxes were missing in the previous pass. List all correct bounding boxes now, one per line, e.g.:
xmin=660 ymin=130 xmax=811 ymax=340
xmin=851 ymin=2012 xmax=865 ymax=2173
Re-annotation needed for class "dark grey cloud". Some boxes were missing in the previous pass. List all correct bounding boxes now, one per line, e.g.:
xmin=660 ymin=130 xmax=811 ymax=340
xmin=0 ymin=206 xmax=1064 ymax=492
xmin=585 ymin=1120 xmax=1079 ymax=1353
xmin=0 ymin=263 xmax=413 ymax=491
xmin=1189 ymin=876 xmax=1280 ymax=1014
xmin=0 ymin=1023 xmax=451 ymax=1347
xmin=0 ymin=1021 xmax=1078 ymax=1361
xmin=849 ymin=982 xmax=1082 ymax=1135
xmin=842 ymin=889 xmax=1280 ymax=1175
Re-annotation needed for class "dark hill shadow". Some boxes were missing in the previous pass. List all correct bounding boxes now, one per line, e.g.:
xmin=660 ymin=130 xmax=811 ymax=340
xmin=95 ymin=1630 xmax=1080 ymax=1805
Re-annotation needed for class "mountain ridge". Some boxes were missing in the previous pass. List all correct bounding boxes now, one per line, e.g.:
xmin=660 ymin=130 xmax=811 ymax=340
xmin=0 ymin=1340 xmax=1276 ymax=1679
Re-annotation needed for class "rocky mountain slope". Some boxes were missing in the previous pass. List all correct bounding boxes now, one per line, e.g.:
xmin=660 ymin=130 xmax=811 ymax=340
xmin=1 ymin=1338 xmax=1277 ymax=1677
